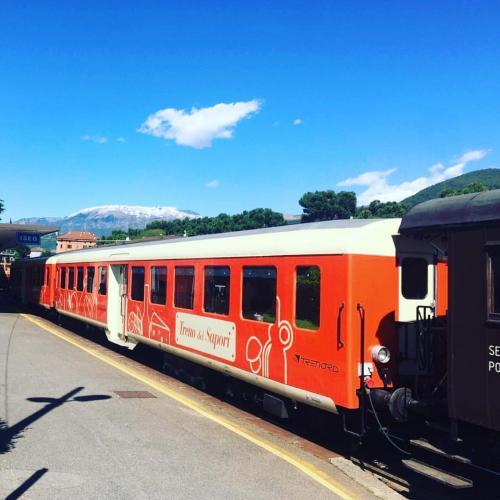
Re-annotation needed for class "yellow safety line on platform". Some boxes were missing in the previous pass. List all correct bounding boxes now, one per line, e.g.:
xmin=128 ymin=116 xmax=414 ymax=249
xmin=21 ymin=313 xmax=354 ymax=499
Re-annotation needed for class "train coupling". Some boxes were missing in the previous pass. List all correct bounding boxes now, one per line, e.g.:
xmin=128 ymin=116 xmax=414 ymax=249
xmin=369 ymin=387 xmax=424 ymax=422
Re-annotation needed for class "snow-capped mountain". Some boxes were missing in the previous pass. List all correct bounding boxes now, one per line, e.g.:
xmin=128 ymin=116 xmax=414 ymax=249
xmin=67 ymin=205 xmax=198 ymax=219
xmin=16 ymin=205 xmax=200 ymax=236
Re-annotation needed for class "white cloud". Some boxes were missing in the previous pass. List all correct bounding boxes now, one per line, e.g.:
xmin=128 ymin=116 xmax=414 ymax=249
xmin=337 ymin=149 xmax=490 ymax=205
xmin=138 ymin=100 xmax=261 ymax=149
xmin=456 ymin=149 xmax=489 ymax=163
xmin=81 ymin=135 xmax=108 ymax=144
xmin=206 ymin=179 xmax=219 ymax=188
xmin=293 ymin=118 xmax=302 ymax=126
xmin=339 ymin=168 xmax=396 ymax=187
xmin=116 ymin=137 xmax=126 ymax=143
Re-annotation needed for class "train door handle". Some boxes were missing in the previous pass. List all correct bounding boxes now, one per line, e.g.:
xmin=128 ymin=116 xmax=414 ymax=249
xmin=337 ymin=302 xmax=345 ymax=349
xmin=120 ymin=294 xmax=126 ymax=316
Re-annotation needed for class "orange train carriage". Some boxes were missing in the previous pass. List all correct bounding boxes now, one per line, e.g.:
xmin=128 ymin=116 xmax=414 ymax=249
xmin=10 ymin=219 xmax=447 ymax=416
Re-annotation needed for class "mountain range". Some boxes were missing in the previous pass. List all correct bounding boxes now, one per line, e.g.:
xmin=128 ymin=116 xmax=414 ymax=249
xmin=15 ymin=169 xmax=500 ymax=236
xmin=16 ymin=205 xmax=200 ymax=236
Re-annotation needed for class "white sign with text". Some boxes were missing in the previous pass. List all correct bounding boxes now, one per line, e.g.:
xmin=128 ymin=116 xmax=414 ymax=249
xmin=175 ymin=312 xmax=236 ymax=361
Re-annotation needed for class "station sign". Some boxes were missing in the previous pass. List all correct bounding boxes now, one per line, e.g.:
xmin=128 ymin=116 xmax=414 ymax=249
xmin=16 ymin=232 xmax=41 ymax=245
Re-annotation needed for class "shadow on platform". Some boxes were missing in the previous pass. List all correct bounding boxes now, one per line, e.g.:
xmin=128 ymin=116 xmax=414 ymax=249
xmin=1 ymin=387 xmax=111 ymax=455
xmin=5 ymin=468 xmax=49 ymax=500
xmin=1 ymin=387 xmax=111 ymax=498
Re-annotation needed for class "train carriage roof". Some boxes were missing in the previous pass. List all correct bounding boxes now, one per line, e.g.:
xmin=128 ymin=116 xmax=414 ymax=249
xmin=46 ymin=218 xmax=401 ymax=264
xmin=400 ymin=188 xmax=500 ymax=233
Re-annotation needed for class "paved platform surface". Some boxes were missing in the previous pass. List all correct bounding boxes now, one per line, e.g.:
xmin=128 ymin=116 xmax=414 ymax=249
xmin=0 ymin=311 xmax=387 ymax=499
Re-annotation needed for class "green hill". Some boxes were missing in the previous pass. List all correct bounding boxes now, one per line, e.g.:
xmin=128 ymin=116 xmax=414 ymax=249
xmin=402 ymin=168 xmax=500 ymax=207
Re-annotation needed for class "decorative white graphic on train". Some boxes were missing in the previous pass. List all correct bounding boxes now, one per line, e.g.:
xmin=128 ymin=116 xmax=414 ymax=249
xmin=149 ymin=312 xmax=171 ymax=343
xmin=82 ymin=293 xmax=97 ymax=318
xmin=126 ymin=282 xmax=171 ymax=344
xmin=245 ymin=297 xmax=294 ymax=384
xmin=57 ymin=289 xmax=97 ymax=320
xmin=127 ymin=306 xmax=171 ymax=344
xmin=175 ymin=312 xmax=236 ymax=361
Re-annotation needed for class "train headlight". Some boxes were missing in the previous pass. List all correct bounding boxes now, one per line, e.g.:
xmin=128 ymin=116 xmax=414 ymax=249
xmin=372 ymin=345 xmax=391 ymax=364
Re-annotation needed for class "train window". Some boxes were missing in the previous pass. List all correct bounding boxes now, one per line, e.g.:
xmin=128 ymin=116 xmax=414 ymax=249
xmin=60 ymin=267 xmax=66 ymax=289
xmin=87 ymin=266 xmax=95 ymax=293
xmin=242 ymin=266 xmax=277 ymax=323
xmin=68 ymin=267 xmax=75 ymax=290
xmin=175 ymin=266 xmax=195 ymax=309
xmin=151 ymin=266 xmax=167 ymax=305
xmin=487 ymin=247 xmax=500 ymax=321
xmin=77 ymin=267 xmax=84 ymax=291
xmin=98 ymin=266 xmax=107 ymax=295
xmin=131 ymin=266 xmax=145 ymax=302
xmin=401 ymin=258 xmax=428 ymax=300
xmin=295 ymin=266 xmax=320 ymax=330
xmin=204 ymin=266 xmax=230 ymax=315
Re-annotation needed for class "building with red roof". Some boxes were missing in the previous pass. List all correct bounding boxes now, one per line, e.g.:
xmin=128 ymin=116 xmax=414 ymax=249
xmin=56 ymin=231 xmax=97 ymax=253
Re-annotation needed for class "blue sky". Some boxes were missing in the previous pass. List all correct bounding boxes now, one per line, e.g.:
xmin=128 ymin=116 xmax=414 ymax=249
xmin=1 ymin=1 xmax=499 ymax=221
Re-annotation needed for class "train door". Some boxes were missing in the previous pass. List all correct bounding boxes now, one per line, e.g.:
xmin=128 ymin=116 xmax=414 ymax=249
xmin=106 ymin=264 xmax=136 ymax=349
xmin=125 ymin=265 xmax=146 ymax=338
xmin=394 ymin=236 xmax=437 ymax=322
xmin=394 ymin=235 xmax=441 ymax=379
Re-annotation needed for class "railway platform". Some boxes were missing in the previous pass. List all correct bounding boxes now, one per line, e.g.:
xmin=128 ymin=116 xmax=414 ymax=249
xmin=0 ymin=308 xmax=395 ymax=499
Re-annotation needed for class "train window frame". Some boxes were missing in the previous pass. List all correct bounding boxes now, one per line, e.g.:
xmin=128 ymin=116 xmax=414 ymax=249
xmin=174 ymin=266 xmax=195 ymax=310
xmin=203 ymin=266 xmax=231 ymax=316
xmin=131 ymin=266 xmax=145 ymax=302
xmin=68 ymin=267 xmax=75 ymax=290
xmin=486 ymin=244 xmax=500 ymax=323
xmin=151 ymin=266 xmax=167 ymax=305
xmin=77 ymin=266 xmax=84 ymax=292
xmin=87 ymin=266 xmax=95 ymax=293
xmin=401 ymin=257 xmax=428 ymax=300
xmin=295 ymin=265 xmax=321 ymax=331
xmin=242 ymin=266 xmax=277 ymax=324
xmin=60 ymin=267 xmax=67 ymax=289
xmin=98 ymin=266 xmax=107 ymax=295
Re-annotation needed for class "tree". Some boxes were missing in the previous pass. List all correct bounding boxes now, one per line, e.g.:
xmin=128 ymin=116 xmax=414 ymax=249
xmin=0 ymin=198 xmax=4 ymax=221
xmin=299 ymin=190 xmax=356 ymax=222
xmin=440 ymin=182 xmax=488 ymax=198
xmin=355 ymin=200 xmax=408 ymax=218
xmin=123 ymin=208 xmax=286 ymax=239
xmin=101 ymin=230 xmax=129 ymax=241
xmin=13 ymin=244 xmax=30 ymax=258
